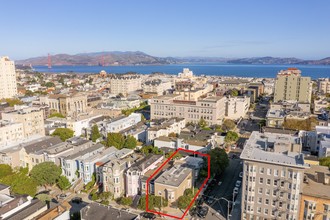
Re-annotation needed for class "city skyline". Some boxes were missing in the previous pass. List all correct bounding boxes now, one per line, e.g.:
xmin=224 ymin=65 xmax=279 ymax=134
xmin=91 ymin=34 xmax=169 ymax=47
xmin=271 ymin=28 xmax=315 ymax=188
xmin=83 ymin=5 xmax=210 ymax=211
xmin=1 ymin=0 xmax=330 ymax=60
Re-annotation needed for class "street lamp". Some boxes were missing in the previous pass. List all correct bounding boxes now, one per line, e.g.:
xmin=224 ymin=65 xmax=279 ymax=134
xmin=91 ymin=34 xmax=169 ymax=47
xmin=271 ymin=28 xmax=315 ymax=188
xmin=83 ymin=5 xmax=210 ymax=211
xmin=217 ymin=197 xmax=232 ymax=220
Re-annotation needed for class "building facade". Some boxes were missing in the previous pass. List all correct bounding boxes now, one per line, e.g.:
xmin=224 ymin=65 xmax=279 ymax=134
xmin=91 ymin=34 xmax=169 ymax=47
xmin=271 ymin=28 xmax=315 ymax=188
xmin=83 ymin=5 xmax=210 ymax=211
xmin=0 ymin=56 xmax=17 ymax=99
xmin=150 ymin=94 xmax=226 ymax=125
xmin=0 ymin=120 xmax=24 ymax=149
xmin=147 ymin=118 xmax=185 ymax=144
xmin=240 ymin=131 xmax=308 ymax=220
xmin=109 ymin=73 xmax=142 ymax=96
xmin=318 ymin=78 xmax=330 ymax=94
xmin=274 ymin=68 xmax=312 ymax=103
xmin=225 ymin=96 xmax=250 ymax=120
xmin=142 ymin=79 xmax=172 ymax=95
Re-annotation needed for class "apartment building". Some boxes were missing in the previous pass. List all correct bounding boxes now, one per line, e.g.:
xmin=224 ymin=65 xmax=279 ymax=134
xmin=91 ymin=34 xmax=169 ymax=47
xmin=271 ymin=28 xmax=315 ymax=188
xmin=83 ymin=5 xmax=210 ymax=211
xmin=101 ymin=151 xmax=139 ymax=198
xmin=225 ymin=96 xmax=250 ymax=120
xmin=0 ymin=56 xmax=17 ymax=99
xmin=125 ymin=154 xmax=164 ymax=197
xmin=147 ymin=118 xmax=185 ymax=144
xmin=318 ymin=78 xmax=330 ymax=94
xmin=104 ymin=113 xmax=141 ymax=134
xmin=142 ymin=79 xmax=172 ymax=95
xmin=39 ymin=93 xmax=88 ymax=117
xmin=109 ymin=73 xmax=142 ymax=96
xmin=274 ymin=68 xmax=312 ymax=103
xmin=1 ymin=106 xmax=45 ymax=139
xmin=178 ymin=68 xmax=194 ymax=78
xmin=0 ymin=120 xmax=24 ymax=149
xmin=174 ymin=84 xmax=214 ymax=101
xmin=150 ymin=94 xmax=226 ymax=125
xmin=240 ymin=131 xmax=308 ymax=220
xmin=154 ymin=164 xmax=193 ymax=205
xmin=298 ymin=165 xmax=330 ymax=220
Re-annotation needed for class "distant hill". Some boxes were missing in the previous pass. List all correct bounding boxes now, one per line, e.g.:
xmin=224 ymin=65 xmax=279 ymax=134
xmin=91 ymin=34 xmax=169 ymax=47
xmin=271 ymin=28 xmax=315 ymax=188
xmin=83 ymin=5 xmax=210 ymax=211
xmin=16 ymin=51 xmax=180 ymax=66
xmin=16 ymin=52 xmax=330 ymax=66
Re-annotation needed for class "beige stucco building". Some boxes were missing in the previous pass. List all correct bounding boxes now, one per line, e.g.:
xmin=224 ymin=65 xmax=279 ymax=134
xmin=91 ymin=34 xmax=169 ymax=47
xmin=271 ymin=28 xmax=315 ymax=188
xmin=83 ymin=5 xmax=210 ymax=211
xmin=0 ymin=120 xmax=24 ymax=149
xmin=0 ymin=56 xmax=17 ymax=99
xmin=318 ymin=78 xmax=330 ymax=94
xmin=142 ymin=79 xmax=172 ymax=95
xmin=154 ymin=164 xmax=193 ymax=205
xmin=39 ymin=93 xmax=88 ymax=117
xmin=1 ymin=106 xmax=45 ymax=139
xmin=109 ymin=73 xmax=142 ymax=96
xmin=225 ymin=96 xmax=250 ymax=120
xmin=274 ymin=68 xmax=312 ymax=103
xmin=150 ymin=94 xmax=226 ymax=125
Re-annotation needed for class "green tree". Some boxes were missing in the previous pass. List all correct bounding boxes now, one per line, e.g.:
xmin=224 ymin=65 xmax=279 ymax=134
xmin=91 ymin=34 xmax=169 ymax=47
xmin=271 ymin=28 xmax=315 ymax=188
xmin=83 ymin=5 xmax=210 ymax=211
xmin=2 ymin=98 xmax=23 ymax=107
xmin=177 ymin=188 xmax=197 ymax=210
xmin=84 ymin=173 xmax=96 ymax=191
xmin=0 ymin=164 xmax=13 ymax=179
xmin=168 ymin=132 xmax=177 ymax=138
xmin=225 ymin=131 xmax=239 ymax=143
xmin=52 ymin=128 xmax=74 ymax=141
xmin=118 ymin=197 xmax=133 ymax=206
xmin=222 ymin=119 xmax=236 ymax=131
xmin=91 ymin=124 xmax=101 ymax=142
xmin=45 ymin=82 xmax=55 ymax=87
xmin=59 ymin=77 xmax=65 ymax=85
xmin=230 ymin=89 xmax=239 ymax=96
xmin=124 ymin=135 xmax=137 ymax=149
xmin=30 ymin=162 xmax=62 ymax=186
xmin=49 ymin=112 xmax=65 ymax=118
xmin=99 ymin=192 xmax=112 ymax=201
xmin=319 ymin=156 xmax=330 ymax=168
xmin=57 ymin=175 xmax=71 ymax=190
xmin=140 ymin=145 xmax=163 ymax=156
xmin=106 ymin=132 xmax=125 ymax=149
xmin=25 ymin=90 xmax=34 ymax=97
xmin=200 ymin=148 xmax=229 ymax=177
xmin=198 ymin=118 xmax=208 ymax=128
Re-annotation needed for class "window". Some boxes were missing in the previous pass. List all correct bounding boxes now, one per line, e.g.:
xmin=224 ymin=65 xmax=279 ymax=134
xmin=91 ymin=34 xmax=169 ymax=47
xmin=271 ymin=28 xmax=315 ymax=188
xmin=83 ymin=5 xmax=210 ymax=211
xmin=258 ymin=188 xmax=263 ymax=194
xmin=267 ymin=168 xmax=272 ymax=175
xmin=259 ymin=178 xmax=264 ymax=184
xmin=258 ymin=198 xmax=262 ymax=204
xmin=266 ymin=189 xmax=270 ymax=195
xmin=265 ymin=199 xmax=269 ymax=205
xmin=257 ymin=207 xmax=261 ymax=213
xmin=264 ymin=208 xmax=269 ymax=215
xmin=274 ymin=169 xmax=279 ymax=176
xmin=274 ymin=180 xmax=278 ymax=186
xmin=267 ymin=179 xmax=271 ymax=185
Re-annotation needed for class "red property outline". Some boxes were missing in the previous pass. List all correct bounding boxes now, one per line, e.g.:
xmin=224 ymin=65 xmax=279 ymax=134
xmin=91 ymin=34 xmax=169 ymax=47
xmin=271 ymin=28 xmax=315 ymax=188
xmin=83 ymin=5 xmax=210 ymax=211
xmin=146 ymin=148 xmax=210 ymax=220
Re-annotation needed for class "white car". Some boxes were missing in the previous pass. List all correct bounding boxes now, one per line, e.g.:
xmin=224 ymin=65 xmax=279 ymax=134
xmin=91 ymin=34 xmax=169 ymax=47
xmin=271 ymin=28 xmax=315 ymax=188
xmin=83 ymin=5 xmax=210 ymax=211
xmin=233 ymin=187 xmax=239 ymax=194
xmin=235 ymin=180 xmax=241 ymax=188
xmin=239 ymin=172 xmax=243 ymax=178
xmin=218 ymin=181 xmax=222 ymax=186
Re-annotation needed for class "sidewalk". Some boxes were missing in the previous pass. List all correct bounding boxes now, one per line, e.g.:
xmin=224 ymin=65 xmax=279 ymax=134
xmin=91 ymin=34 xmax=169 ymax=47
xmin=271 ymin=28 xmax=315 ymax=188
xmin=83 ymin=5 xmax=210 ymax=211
xmin=230 ymin=187 xmax=241 ymax=220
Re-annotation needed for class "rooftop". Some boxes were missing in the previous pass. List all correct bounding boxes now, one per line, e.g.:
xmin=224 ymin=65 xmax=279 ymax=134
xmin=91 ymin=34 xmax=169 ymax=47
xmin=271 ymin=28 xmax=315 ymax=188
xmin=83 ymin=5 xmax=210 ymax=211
xmin=63 ymin=143 xmax=104 ymax=160
xmin=81 ymin=203 xmax=138 ymax=220
xmin=302 ymin=165 xmax=330 ymax=199
xmin=155 ymin=164 xmax=192 ymax=187
xmin=129 ymin=154 xmax=163 ymax=172
xmin=240 ymin=131 xmax=307 ymax=168
xmin=23 ymin=136 xmax=63 ymax=154
xmin=5 ymin=199 xmax=46 ymax=220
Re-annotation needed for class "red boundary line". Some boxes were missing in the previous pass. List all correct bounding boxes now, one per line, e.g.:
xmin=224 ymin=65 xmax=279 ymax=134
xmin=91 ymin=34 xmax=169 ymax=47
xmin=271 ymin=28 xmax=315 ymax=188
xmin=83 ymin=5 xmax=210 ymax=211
xmin=146 ymin=148 xmax=210 ymax=219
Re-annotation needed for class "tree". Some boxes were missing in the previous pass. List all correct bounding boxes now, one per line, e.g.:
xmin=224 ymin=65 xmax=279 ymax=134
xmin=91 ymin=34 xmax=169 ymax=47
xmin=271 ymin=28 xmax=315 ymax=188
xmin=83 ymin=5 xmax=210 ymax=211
xmin=198 ymin=118 xmax=208 ymax=128
xmin=140 ymin=145 xmax=163 ymax=156
xmin=168 ymin=132 xmax=177 ymax=138
xmin=124 ymin=135 xmax=137 ymax=149
xmin=222 ymin=119 xmax=236 ymax=131
xmin=25 ymin=90 xmax=34 ymax=97
xmin=57 ymin=175 xmax=71 ymax=190
xmin=52 ymin=128 xmax=74 ymax=141
xmin=30 ymin=162 xmax=62 ymax=186
xmin=2 ymin=98 xmax=23 ymax=107
xmin=138 ymin=195 xmax=167 ymax=210
xmin=230 ymin=89 xmax=239 ymax=96
xmin=177 ymin=188 xmax=197 ymax=210
xmin=91 ymin=124 xmax=101 ymax=142
xmin=49 ymin=112 xmax=65 ymax=118
xmin=200 ymin=148 xmax=229 ymax=177
xmin=225 ymin=131 xmax=239 ymax=143
xmin=45 ymin=82 xmax=55 ymax=87
xmin=0 ymin=164 xmax=13 ymax=179
xmin=106 ymin=132 xmax=125 ymax=149
xmin=99 ymin=192 xmax=112 ymax=201
xmin=84 ymin=173 xmax=96 ymax=191
xmin=118 ymin=197 xmax=133 ymax=206
xmin=319 ymin=156 xmax=330 ymax=168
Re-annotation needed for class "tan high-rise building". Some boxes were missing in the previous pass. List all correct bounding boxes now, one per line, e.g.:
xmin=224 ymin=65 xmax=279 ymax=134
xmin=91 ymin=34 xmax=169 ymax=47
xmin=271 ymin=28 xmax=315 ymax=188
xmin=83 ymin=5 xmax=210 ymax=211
xmin=109 ymin=73 xmax=142 ymax=96
xmin=274 ymin=68 xmax=312 ymax=103
xmin=0 ymin=56 xmax=17 ymax=99
xmin=318 ymin=78 xmax=330 ymax=94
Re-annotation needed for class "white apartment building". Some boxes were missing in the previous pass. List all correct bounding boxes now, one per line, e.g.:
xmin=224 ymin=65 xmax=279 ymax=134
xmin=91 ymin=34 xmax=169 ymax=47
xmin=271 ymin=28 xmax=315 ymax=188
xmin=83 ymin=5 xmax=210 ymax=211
xmin=178 ymin=68 xmax=194 ymax=78
xmin=1 ymin=106 xmax=45 ymax=139
xmin=318 ymin=78 xmax=330 ymax=94
xmin=109 ymin=73 xmax=142 ymax=96
xmin=240 ymin=131 xmax=308 ymax=220
xmin=0 ymin=56 xmax=17 ymax=99
xmin=0 ymin=120 xmax=24 ymax=150
xmin=105 ymin=113 xmax=141 ymax=133
xmin=142 ymin=79 xmax=172 ymax=95
xmin=225 ymin=96 xmax=250 ymax=120
xmin=147 ymin=118 xmax=185 ymax=144
xmin=150 ymin=94 xmax=226 ymax=125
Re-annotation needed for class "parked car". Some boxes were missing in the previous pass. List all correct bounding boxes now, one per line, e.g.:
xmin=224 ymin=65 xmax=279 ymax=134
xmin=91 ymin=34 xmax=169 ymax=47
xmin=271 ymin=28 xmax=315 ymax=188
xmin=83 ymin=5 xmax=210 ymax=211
xmin=233 ymin=187 xmax=239 ymax=194
xmin=235 ymin=180 xmax=241 ymax=188
xmin=239 ymin=172 xmax=243 ymax=178
xmin=197 ymin=206 xmax=209 ymax=218
xmin=218 ymin=181 xmax=222 ymax=186
xmin=140 ymin=212 xmax=156 ymax=219
xmin=71 ymin=197 xmax=82 ymax=204
xmin=207 ymin=197 xmax=214 ymax=205
xmin=57 ymin=194 xmax=67 ymax=200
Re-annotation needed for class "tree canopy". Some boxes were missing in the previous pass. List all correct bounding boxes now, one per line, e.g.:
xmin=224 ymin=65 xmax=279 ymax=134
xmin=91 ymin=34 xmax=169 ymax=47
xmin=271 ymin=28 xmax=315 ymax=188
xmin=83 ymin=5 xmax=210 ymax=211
xmin=118 ymin=197 xmax=133 ymax=206
xmin=222 ymin=119 xmax=236 ymax=131
xmin=91 ymin=124 xmax=101 ymax=142
xmin=49 ymin=112 xmax=65 ymax=118
xmin=45 ymin=82 xmax=55 ymax=87
xmin=0 ymin=164 xmax=13 ymax=179
xmin=140 ymin=145 xmax=163 ymax=156
xmin=124 ymin=135 xmax=137 ymax=149
xmin=177 ymin=188 xmax=198 ymax=210
xmin=52 ymin=128 xmax=74 ymax=141
xmin=30 ymin=162 xmax=62 ymax=186
xmin=198 ymin=118 xmax=208 ymax=128
xmin=200 ymin=148 xmax=229 ymax=177
xmin=138 ymin=195 xmax=168 ymax=211
xmin=320 ymin=156 xmax=330 ymax=168
xmin=57 ymin=175 xmax=71 ymax=190
xmin=106 ymin=132 xmax=125 ymax=149
xmin=225 ymin=131 xmax=239 ymax=143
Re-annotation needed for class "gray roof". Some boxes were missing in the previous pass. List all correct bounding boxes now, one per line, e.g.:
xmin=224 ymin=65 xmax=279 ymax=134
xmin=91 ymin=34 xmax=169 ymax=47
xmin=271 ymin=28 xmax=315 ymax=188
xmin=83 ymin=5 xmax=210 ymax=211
xmin=129 ymin=154 xmax=163 ymax=172
xmin=5 ymin=199 xmax=46 ymax=220
xmin=23 ymin=136 xmax=63 ymax=154
xmin=155 ymin=165 xmax=192 ymax=187
xmin=81 ymin=203 xmax=138 ymax=220
xmin=63 ymin=143 xmax=104 ymax=160
xmin=0 ymin=183 xmax=9 ymax=191
xmin=240 ymin=131 xmax=307 ymax=168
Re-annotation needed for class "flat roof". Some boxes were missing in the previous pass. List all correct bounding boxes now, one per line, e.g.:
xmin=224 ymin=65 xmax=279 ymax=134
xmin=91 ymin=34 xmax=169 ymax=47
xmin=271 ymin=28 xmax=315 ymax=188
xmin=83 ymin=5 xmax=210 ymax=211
xmin=81 ymin=203 xmax=138 ymax=220
xmin=155 ymin=164 xmax=192 ymax=187
xmin=302 ymin=165 xmax=330 ymax=199
xmin=64 ymin=143 xmax=104 ymax=160
xmin=240 ymin=131 xmax=306 ymax=168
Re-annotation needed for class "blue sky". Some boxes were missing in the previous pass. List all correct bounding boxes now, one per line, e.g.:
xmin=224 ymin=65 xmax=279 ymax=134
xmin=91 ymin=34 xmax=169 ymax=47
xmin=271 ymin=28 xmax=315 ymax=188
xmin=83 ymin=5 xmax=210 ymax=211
xmin=1 ymin=0 xmax=329 ymax=59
